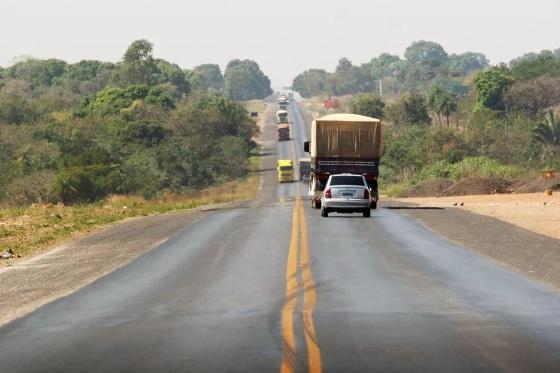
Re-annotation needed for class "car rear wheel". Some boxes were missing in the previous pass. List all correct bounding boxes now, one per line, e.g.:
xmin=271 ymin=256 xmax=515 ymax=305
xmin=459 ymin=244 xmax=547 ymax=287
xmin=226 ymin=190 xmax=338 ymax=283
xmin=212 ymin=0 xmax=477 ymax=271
xmin=321 ymin=207 xmax=329 ymax=217
xmin=363 ymin=209 xmax=371 ymax=218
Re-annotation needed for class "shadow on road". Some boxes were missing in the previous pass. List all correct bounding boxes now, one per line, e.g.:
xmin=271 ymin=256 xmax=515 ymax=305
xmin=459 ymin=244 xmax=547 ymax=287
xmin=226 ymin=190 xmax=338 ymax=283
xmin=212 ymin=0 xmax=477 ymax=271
xmin=383 ymin=206 xmax=445 ymax=210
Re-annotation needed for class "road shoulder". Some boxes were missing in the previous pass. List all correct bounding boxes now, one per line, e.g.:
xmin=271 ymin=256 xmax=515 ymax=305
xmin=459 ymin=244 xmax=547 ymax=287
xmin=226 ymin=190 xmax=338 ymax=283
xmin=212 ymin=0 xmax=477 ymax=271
xmin=384 ymin=200 xmax=560 ymax=290
xmin=0 ymin=207 xmax=224 ymax=326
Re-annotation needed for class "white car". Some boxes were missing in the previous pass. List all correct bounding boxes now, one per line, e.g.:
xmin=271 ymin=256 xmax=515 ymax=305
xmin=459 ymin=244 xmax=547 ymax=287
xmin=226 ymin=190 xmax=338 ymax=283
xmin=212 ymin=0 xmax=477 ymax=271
xmin=320 ymin=174 xmax=372 ymax=218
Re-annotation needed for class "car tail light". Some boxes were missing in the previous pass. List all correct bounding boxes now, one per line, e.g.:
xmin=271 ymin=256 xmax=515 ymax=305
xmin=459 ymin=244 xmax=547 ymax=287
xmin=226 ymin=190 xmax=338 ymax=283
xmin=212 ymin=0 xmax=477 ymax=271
xmin=363 ymin=188 xmax=370 ymax=199
xmin=324 ymin=188 xmax=332 ymax=198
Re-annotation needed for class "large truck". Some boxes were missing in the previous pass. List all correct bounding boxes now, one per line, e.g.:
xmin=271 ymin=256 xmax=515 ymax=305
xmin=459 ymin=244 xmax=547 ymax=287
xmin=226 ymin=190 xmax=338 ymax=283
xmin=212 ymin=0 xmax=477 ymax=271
xmin=277 ymin=123 xmax=290 ymax=141
xmin=304 ymin=114 xmax=383 ymax=209
xmin=277 ymin=109 xmax=288 ymax=123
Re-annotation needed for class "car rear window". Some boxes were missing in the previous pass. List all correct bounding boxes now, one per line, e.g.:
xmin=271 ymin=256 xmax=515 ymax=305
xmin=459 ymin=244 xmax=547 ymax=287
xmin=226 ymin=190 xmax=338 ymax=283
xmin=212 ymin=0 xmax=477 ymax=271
xmin=329 ymin=176 xmax=365 ymax=186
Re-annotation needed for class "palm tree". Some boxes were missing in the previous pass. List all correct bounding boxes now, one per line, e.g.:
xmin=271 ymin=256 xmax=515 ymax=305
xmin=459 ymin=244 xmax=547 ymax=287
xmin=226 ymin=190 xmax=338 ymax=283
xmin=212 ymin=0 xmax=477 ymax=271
xmin=427 ymin=87 xmax=444 ymax=125
xmin=440 ymin=95 xmax=458 ymax=128
xmin=534 ymin=110 xmax=560 ymax=147
xmin=427 ymin=87 xmax=458 ymax=127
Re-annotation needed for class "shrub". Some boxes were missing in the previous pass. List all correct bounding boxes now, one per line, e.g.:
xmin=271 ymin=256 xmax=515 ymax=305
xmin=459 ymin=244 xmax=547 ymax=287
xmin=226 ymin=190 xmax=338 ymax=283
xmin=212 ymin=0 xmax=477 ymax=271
xmin=449 ymin=157 xmax=523 ymax=181
xmin=121 ymin=152 xmax=166 ymax=198
xmin=4 ymin=170 xmax=55 ymax=206
xmin=51 ymin=165 xmax=121 ymax=204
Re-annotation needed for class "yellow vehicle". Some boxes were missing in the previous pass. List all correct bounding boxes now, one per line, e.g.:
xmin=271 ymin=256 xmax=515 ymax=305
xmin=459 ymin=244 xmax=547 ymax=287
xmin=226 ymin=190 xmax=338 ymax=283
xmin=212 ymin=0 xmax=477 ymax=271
xmin=277 ymin=159 xmax=294 ymax=183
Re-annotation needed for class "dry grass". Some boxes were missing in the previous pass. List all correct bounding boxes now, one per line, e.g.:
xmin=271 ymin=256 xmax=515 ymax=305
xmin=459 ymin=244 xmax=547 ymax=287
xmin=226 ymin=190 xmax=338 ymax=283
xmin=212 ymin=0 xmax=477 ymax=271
xmin=0 ymin=170 xmax=260 ymax=262
xmin=243 ymin=100 xmax=267 ymax=114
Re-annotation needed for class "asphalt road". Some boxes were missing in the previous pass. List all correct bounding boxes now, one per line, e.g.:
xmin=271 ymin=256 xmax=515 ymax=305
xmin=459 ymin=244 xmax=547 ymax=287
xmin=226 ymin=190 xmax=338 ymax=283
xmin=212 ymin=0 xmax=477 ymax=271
xmin=2 ymin=100 xmax=560 ymax=372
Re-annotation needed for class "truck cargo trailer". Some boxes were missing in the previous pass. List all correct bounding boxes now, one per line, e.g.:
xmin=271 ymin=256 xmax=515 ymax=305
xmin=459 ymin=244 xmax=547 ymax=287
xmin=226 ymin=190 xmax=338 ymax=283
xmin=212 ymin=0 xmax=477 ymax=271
xmin=304 ymin=114 xmax=383 ymax=209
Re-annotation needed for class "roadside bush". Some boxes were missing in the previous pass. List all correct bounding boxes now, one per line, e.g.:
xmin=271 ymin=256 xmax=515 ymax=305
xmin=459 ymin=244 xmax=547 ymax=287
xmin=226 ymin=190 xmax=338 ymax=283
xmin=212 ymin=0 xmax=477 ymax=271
xmin=50 ymin=165 xmax=122 ymax=204
xmin=4 ymin=170 xmax=55 ymax=206
xmin=216 ymin=136 xmax=249 ymax=179
xmin=121 ymin=152 xmax=166 ymax=198
xmin=450 ymin=157 xmax=523 ymax=180
xmin=15 ymin=142 xmax=59 ymax=174
xmin=424 ymin=127 xmax=470 ymax=163
xmin=414 ymin=157 xmax=523 ymax=184
xmin=350 ymin=94 xmax=385 ymax=118
xmin=416 ymin=160 xmax=454 ymax=181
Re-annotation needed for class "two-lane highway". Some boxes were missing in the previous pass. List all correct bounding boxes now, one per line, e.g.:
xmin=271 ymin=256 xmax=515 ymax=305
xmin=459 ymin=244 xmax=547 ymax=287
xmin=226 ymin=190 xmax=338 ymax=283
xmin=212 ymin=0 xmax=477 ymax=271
xmin=1 ymin=99 xmax=560 ymax=372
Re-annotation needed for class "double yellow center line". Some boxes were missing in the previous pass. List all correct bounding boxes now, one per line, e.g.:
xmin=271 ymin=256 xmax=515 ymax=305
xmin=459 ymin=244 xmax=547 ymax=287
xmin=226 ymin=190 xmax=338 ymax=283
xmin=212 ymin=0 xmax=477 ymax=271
xmin=280 ymin=188 xmax=322 ymax=373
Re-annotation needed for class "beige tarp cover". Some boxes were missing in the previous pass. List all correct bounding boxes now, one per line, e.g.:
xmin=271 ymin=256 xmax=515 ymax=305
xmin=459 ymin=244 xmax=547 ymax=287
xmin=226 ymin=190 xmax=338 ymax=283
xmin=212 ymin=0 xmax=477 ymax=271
xmin=311 ymin=114 xmax=383 ymax=158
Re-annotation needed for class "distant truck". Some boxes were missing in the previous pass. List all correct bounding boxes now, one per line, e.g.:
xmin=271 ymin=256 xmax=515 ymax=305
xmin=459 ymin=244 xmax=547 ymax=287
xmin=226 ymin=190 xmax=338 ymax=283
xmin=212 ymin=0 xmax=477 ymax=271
xmin=277 ymin=123 xmax=290 ymax=141
xmin=299 ymin=158 xmax=311 ymax=182
xmin=278 ymin=96 xmax=289 ymax=110
xmin=304 ymin=114 xmax=383 ymax=209
xmin=288 ymin=92 xmax=294 ymax=101
xmin=277 ymin=159 xmax=294 ymax=183
xmin=277 ymin=109 xmax=288 ymax=123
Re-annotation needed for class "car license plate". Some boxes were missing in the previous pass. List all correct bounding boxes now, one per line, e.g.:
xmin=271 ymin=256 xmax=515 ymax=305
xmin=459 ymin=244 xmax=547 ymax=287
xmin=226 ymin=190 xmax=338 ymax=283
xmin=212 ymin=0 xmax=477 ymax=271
xmin=342 ymin=192 xmax=353 ymax=197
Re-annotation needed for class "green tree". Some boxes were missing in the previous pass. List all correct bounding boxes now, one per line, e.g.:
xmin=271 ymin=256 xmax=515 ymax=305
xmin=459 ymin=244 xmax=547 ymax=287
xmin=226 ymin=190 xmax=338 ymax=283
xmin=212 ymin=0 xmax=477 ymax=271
xmin=427 ymin=86 xmax=458 ymax=127
xmin=113 ymin=39 xmax=157 ymax=86
xmin=404 ymin=41 xmax=448 ymax=67
xmin=224 ymin=59 xmax=272 ymax=100
xmin=168 ymin=94 xmax=257 ymax=148
xmin=351 ymin=94 xmax=385 ymax=118
xmin=292 ymin=69 xmax=328 ymax=98
xmin=510 ymin=53 xmax=560 ymax=81
xmin=473 ymin=67 xmax=513 ymax=111
xmin=369 ymin=53 xmax=402 ymax=80
xmin=193 ymin=64 xmax=224 ymax=91
xmin=448 ymin=52 xmax=489 ymax=76
xmin=6 ymin=58 xmax=67 ymax=87
xmin=81 ymin=85 xmax=173 ymax=116
xmin=335 ymin=57 xmax=353 ymax=74
xmin=64 ymin=60 xmax=115 ymax=81
xmin=386 ymin=93 xmax=430 ymax=125
xmin=154 ymin=59 xmax=189 ymax=96
xmin=0 ymin=94 xmax=41 ymax=124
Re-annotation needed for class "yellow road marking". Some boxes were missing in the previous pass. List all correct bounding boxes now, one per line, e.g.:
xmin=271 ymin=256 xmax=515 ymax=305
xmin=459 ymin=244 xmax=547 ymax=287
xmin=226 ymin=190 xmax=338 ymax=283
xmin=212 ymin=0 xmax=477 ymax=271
xmin=280 ymin=183 xmax=322 ymax=373
xmin=299 ymin=200 xmax=322 ymax=373
xmin=280 ymin=194 xmax=300 ymax=373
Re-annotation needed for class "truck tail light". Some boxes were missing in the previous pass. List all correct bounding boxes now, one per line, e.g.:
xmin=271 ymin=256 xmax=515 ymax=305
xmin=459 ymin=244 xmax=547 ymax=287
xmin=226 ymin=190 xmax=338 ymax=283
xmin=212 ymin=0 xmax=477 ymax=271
xmin=324 ymin=188 xmax=332 ymax=198
xmin=363 ymin=188 xmax=370 ymax=199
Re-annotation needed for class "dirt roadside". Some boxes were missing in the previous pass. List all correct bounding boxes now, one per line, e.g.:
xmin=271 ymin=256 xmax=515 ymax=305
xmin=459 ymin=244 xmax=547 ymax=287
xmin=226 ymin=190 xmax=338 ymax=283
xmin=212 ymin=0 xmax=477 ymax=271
xmin=0 ymin=102 xmax=273 ymax=327
xmin=0 ymin=208 xmax=215 ymax=326
xmin=394 ymin=193 xmax=560 ymax=240
xmin=384 ymin=193 xmax=560 ymax=289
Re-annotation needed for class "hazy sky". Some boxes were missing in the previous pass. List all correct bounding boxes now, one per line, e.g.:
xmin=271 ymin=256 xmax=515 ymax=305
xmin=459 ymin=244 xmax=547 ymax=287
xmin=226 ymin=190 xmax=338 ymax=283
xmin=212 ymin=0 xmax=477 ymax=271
xmin=1 ymin=0 xmax=559 ymax=87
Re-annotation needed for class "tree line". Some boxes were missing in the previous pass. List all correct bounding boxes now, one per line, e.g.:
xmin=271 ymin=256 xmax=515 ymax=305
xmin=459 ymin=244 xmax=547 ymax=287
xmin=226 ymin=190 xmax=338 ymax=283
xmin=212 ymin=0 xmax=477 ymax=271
xmin=0 ymin=40 xmax=272 ymax=205
xmin=293 ymin=41 xmax=490 ymax=99
xmin=295 ymin=42 xmax=560 ymax=190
